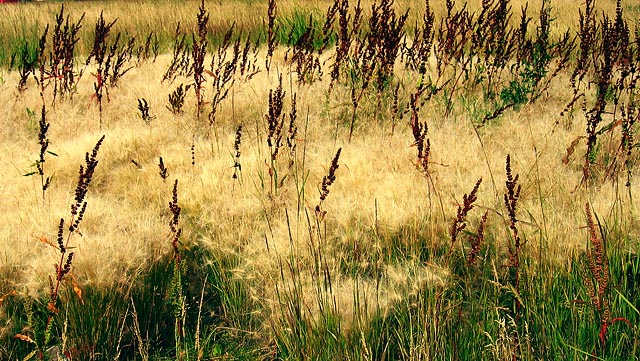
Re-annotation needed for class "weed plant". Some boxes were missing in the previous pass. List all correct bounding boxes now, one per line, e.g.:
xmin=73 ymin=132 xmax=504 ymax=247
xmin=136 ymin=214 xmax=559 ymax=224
xmin=23 ymin=106 xmax=56 ymax=203
xmin=136 ymin=32 xmax=160 ymax=64
xmin=167 ymin=83 xmax=187 ymax=115
xmin=284 ymin=14 xmax=324 ymax=85
xmin=86 ymin=11 xmax=135 ymax=125
xmin=49 ymin=5 xmax=85 ymax=103
xmin=137 ymin=98 xmax=156 ymax=125
xmin=13 ymin=135 xmax=105 ymax=359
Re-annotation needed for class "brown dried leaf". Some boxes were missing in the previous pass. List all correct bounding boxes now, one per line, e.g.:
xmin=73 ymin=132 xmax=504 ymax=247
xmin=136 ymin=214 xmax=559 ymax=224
xmin=47 ymin=301 xmax=58 ymax=314
xmin=595 ymin=118 xmax=623 ymax=136
xmin=563 ymin=136 xmax=584 ymax=165
xmin=0 ymin=290 xmax=16 ymax=305
xmin=36 ymin=235 xmax=57 ymax=249
xmin=14 ymin=333 xmax=35 ymax=343
xmin=69 ymin=273 xmax=84 ymax=305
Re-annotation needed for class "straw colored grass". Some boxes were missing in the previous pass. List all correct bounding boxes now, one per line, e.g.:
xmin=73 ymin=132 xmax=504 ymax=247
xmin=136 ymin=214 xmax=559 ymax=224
xmin=0 ymin=4 xmax=639 ymax=358
xmin=1 ymin=46 xmax=637 ymax=308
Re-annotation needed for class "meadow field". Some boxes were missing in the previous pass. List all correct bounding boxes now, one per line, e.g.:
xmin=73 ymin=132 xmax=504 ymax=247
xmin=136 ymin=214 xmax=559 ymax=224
xmin=1 ymin=0 xmax=639 ymax=359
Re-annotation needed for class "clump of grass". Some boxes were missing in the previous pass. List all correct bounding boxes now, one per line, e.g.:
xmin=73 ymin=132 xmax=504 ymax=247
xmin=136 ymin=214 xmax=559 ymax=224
xmin=602 ymin=1 xmax=639 ymax=185
xmin=85 ymin=11 xmax=115 ymax=66
xmin=472 ymin=0 xmax=514 ymax=98
xmin=272 ymin=147 xmax=351 ymax=359
xmin=504 ymin=155 xmax=522 ymax=269
xmin=346 ymin=51 xmax=373 ymax=141
xmin=583 ymin=73 xmax=609 ymax=186
xmin=263 ymin=76 xmax=299 ymax=195
xmin=6 ymin=0 xmax=640 ymax=359
xmin=28 ymin=6 xmax=85 ymax=104
xmin=443 ymin=177 xmax=489 ymax=358
xmin=563 ymin=0 xmax=596 ymax=116
xmin=583 ymin=203 xmax=611 ymax=346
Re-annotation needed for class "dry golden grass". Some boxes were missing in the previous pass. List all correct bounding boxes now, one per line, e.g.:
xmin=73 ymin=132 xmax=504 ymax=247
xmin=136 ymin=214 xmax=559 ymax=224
xmin=1 ymin=0 xmax=639 ymax=325
xmin=2 ymin=48 xmax=638 ymax=319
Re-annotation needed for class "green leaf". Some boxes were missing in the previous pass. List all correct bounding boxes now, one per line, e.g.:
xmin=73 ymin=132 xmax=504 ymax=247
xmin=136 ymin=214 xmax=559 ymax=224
xmin=46 ymin=151 xmax=58 ymax=157
xmin=615 ymin=288 xmax=640 ymax=316
xmin=23 ymin=172 xmax=37 ymax=177
xmin=22 ymin=349 xmax=38 ymax=361
xmin=461 ymin=229 xmax=477 ymax=237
